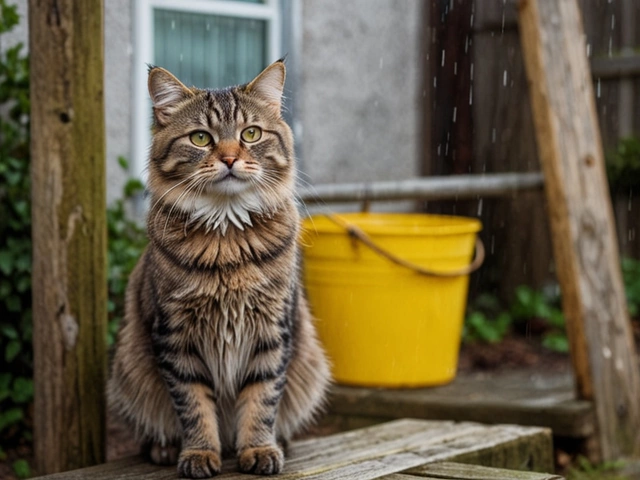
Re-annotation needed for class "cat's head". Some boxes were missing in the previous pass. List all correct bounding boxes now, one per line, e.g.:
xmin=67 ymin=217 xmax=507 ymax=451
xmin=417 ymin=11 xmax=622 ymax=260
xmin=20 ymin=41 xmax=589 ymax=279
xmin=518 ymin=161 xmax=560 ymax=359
xmin=146 ymin=61 xmax=295 ymax=234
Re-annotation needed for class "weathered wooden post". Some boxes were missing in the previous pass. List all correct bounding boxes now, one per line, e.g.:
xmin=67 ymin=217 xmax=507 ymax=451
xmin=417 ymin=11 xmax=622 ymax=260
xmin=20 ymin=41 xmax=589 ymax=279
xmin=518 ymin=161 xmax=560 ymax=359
xmin=29 ymin=0 xmax=107 ymax=474
xmin=518 ymin=0 xmax=640 ymax=461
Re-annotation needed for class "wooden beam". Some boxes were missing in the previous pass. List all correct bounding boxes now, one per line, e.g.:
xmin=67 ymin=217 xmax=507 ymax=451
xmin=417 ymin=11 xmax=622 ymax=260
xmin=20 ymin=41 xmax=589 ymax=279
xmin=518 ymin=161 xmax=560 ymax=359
xmin=298 ymin=172 xmax=544 ymax=204
xmin=518 ymin=0 xmax=640 ymax=461
xmin=30 ymin=0 xmax=107 ymax=474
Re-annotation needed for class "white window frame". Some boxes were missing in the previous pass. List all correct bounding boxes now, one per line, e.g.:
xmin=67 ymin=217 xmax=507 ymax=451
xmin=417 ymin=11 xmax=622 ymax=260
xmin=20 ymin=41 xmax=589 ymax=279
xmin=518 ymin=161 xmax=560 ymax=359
xmin=132 ymin=0 xmax=282 ymax=183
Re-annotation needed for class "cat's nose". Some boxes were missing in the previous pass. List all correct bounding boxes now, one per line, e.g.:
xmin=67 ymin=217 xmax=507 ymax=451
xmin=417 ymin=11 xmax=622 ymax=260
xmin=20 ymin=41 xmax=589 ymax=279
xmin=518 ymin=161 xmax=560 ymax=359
xmin=220 ymin=156 xmax=237 ymax=168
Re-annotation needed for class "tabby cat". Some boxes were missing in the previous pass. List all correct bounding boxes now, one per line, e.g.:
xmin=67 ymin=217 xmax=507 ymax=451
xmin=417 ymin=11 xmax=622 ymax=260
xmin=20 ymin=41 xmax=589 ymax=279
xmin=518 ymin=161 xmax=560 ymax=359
xmin=108 ymin=61 xmax=330 ymax=478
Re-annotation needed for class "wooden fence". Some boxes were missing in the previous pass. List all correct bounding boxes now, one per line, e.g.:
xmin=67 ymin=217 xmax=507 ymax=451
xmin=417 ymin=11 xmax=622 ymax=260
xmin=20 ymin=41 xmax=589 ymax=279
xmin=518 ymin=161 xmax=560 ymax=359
xmin=426 ymin=0 xmax=640 ymax=299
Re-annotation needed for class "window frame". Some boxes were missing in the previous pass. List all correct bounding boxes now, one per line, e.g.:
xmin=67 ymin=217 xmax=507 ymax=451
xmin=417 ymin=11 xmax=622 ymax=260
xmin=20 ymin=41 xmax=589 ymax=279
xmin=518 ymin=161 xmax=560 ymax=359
xmin=132 ymin=0 xmax=282 ymax=183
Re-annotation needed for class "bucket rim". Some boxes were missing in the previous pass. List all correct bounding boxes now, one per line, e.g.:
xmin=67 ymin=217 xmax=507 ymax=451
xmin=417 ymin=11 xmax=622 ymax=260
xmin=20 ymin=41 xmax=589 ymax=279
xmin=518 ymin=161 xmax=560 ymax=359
xmin=302 ymin=213 xmax=482 ymax=236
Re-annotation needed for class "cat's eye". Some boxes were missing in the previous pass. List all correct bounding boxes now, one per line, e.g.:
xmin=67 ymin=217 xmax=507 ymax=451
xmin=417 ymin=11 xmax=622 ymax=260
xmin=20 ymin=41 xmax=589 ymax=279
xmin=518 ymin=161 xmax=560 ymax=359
xmin=241 ymin=126 xmax=262 ymax=143
xmin=190 ymin=131 xmax=212 ymax=147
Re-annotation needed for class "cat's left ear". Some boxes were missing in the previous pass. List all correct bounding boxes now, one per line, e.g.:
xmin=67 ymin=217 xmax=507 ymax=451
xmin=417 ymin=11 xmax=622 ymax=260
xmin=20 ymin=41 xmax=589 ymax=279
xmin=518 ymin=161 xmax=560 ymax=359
xmin=246 ymin=60 xmax=286 ymax=116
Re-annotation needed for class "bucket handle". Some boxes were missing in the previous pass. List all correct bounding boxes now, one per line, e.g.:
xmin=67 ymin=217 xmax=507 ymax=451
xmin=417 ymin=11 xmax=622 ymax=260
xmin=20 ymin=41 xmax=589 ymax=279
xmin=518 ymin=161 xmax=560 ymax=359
xmin=324 ymin=214 xmax=485 ymax=278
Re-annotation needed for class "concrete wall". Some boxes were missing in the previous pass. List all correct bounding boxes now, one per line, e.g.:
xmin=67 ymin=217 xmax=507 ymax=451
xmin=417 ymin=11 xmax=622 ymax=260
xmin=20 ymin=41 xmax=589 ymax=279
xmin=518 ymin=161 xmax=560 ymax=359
xmin=298 ymin=0 xmax=425 ymax=188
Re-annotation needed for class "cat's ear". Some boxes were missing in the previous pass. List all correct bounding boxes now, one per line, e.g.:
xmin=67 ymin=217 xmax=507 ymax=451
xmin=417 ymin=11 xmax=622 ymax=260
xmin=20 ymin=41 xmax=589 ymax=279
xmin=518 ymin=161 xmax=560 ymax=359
xmin=148 ymin=67 xmax=194 ymax=126
xmin=246 ymin=60 xmax=286 ymax=116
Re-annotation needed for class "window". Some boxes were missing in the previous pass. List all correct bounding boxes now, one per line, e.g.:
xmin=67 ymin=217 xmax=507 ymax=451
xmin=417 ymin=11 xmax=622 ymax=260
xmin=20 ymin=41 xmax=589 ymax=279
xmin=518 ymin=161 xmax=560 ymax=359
xmin=132 ymin=0 xmax=283 ymax=182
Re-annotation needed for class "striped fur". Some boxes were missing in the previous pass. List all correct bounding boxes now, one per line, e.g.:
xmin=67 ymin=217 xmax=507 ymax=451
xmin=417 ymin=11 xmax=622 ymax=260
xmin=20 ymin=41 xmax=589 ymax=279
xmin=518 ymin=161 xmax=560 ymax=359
xmin=108 ymin=62 xmax=330 ymax=478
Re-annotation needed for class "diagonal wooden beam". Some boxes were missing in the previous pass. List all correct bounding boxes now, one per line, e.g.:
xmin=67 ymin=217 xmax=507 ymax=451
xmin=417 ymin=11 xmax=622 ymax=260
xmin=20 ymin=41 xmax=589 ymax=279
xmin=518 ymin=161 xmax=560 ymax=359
xmin=518 ymin=0 xmax=640 ymax=460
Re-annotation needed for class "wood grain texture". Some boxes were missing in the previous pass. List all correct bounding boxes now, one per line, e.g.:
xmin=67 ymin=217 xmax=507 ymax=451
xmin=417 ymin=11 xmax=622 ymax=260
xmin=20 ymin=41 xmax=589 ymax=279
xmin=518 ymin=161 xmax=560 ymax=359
xmin=33 ymin=419 xmax=554 ymax=479
xmin=518 ymin=0 xmax=640 ymax=460
xmin=29 ymin=0 xmax=107 ymax=474
xmin=400 ymin=462 xmax=563 ymax=479
xmin=325 ymin=371 xmax=594 ymax=439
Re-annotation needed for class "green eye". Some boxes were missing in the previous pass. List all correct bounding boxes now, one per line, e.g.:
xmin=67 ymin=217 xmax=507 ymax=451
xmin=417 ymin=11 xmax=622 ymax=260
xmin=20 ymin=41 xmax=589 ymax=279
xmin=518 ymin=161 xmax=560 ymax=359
xmin=190 ymin=131 xmax=212 ymax=147
xmin=241 ymin=126 xmax=262 ymax=143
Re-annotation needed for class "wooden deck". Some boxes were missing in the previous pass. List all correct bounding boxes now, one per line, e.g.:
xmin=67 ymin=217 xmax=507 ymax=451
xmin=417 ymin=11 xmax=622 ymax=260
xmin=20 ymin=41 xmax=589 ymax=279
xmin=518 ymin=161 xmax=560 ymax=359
xmin=34 ymin=419 xmax=561 ymax=479
xmin=323 ymin=370 xmax=594 ymax=439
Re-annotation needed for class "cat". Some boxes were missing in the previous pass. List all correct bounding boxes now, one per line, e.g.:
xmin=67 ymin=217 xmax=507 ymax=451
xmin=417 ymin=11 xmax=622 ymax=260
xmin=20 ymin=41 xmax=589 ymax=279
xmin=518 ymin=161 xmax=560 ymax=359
xmin=108 ymin=60 xmax=330 ymax=478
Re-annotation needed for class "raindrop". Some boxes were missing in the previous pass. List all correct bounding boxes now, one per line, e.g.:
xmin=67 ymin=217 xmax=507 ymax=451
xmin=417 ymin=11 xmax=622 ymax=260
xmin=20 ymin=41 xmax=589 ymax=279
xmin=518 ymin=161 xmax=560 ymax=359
xmin=433 ymin=76 xmax=437 ymax=88
xmin=503 ymin=70 xmax=508 ymax=87
xmin=171 ymin=20 xmax=176 ymax=30
xmin=454 ymin=62 xmax=458 ymax=75
xmin=441 ymin=49 xmax=446 ymax=67
xmin=470 ymin=63 xmax=474 ymax=81
xmin=452 ymin=107 xmax=457 ymax=123
xmin=611 ymin=14 xmax=615 ymax=31
xmin=469 ymin=86 xmax=473 ymax=106
xmin=586 ymin=43 xmax=591 ymax=57
xmin=179 ymin=53 xmax=183 ymax=62
xmin=603 ymin=347 xmax=612 ymax=359
xmin=477 ymin=198 xmax=483 ymax=216
xmin=491 ymin=128 xmax=497 ymax=144
xmin=596 ymin=78 xmax=601 ymax=98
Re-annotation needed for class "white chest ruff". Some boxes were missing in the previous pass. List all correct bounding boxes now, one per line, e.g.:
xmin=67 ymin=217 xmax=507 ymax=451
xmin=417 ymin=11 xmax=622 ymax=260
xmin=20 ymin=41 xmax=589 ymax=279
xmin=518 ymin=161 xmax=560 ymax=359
xmin=182 ymin=191 xmax=264 ymax=235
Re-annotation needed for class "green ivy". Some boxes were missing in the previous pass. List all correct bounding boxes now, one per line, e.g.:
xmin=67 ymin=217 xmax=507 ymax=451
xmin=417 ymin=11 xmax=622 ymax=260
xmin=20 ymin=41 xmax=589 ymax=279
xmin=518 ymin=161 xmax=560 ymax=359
xmin=106 ymin=158 xmax=147 ymax=345
xmin=0 ymin=0 xmax=33 ymax=449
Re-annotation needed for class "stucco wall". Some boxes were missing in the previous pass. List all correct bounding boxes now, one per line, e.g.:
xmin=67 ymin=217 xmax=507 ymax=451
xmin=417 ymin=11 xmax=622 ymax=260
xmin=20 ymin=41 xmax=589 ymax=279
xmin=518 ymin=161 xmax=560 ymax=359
xmin=298 ymin=0 xmax=424 ymax=187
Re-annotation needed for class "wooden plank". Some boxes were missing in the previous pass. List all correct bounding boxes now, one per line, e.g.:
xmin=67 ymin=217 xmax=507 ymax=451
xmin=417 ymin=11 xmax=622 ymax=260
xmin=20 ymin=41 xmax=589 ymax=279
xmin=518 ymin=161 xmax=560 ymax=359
xmin=325 ymin=371 xmax=594 ymax=439
xmin=298 ymin=173 xmax=544 ymax=203
xmin=33 ymin=419 xmax=553 ymax=479
xmin=518 ymin=0 xmax=640 ymax=460
xmin=398 ymin=462 xmax=563 ymax=479
xmin=29 ymin=0 xmax=107 ymax=475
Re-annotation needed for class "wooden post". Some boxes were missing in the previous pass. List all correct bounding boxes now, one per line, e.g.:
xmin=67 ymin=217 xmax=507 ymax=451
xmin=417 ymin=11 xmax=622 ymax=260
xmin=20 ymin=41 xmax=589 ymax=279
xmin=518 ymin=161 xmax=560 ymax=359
xmin=30 ymin=0 xmax=107 ymax=474
xmin=518 ymin=0 xmax=640 ymax=460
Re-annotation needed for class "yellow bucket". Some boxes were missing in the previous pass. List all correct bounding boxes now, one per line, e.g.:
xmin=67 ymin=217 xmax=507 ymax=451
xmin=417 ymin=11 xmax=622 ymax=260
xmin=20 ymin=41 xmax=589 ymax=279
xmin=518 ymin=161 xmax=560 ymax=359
xmin=301 ymin=213 xmax=482 ymax=388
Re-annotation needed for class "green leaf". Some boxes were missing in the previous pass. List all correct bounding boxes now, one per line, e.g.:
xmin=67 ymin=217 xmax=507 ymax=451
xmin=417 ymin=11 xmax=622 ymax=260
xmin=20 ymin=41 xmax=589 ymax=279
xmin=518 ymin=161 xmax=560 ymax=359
xmin=11 ymin=377 xmax=33 ymax=404
xmin=0 ymin=323 xmax=19 ymax=339
xmin=12 ymin=459 xmax=30 ymax=479
xmin=0 ymin=249 xmax=13 ymax=274
xmin=0 ymin=407 xmax=23 ymax=432
xmin=5 ymin=339 xmax=20 ymax=362
xmin=117 ymin=156 xmax=129 ymax=169
xmin=542 ymin=332 xmax=570 ymax=353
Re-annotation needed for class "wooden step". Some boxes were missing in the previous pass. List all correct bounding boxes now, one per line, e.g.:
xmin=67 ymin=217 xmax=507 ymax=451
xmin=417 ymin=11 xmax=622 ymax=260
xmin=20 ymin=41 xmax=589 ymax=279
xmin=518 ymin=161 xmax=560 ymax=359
xmin=33 ymin=419 xmax=557 ymax=479
xmin=325 ymin=371 xmax=594 ymax=438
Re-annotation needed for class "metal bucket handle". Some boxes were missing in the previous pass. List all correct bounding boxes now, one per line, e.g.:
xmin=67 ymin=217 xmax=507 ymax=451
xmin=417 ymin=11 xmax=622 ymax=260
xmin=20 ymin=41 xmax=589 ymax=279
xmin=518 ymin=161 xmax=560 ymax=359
xmin=325 ymin=214 xmax=485 ymax=278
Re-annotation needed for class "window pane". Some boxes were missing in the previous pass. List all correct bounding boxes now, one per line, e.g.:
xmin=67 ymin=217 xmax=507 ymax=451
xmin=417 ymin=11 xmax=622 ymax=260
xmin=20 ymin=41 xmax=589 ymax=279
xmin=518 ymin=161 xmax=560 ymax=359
xmin=153 ymin=9 xmax=267 ymax=89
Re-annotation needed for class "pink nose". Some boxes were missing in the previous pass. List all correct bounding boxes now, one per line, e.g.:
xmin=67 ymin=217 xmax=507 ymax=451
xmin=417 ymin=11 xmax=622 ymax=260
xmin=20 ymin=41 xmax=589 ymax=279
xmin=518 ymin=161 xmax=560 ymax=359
xmin=221 ymin=156 xmax=237 ymax=168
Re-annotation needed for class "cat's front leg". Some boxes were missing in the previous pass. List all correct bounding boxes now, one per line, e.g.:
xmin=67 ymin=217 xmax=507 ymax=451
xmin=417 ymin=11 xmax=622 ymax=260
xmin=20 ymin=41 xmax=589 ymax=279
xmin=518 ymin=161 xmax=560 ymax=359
xmin=152 ymin=319 xmax=222 ymax=478
xmin=235 ymin=332 xmax=290 ymax=475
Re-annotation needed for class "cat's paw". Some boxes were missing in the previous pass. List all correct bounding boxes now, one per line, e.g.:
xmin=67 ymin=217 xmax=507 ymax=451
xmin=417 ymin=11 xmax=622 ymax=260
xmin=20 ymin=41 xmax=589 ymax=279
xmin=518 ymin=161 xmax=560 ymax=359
xmin=238 ymin=444 xmax=284 ymax=475
xmin=148 ymin=442 xmax=180 ymax=465
xmin=177 ymin=449 xmax=222 ymax=478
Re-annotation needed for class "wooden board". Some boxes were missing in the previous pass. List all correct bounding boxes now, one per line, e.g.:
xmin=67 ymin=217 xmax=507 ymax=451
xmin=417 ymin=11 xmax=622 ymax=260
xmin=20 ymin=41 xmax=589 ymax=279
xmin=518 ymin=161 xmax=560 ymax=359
xmin=390 ymin=462 xmax=563 ymax=479
xmin=518 ymin=0 xmax=640 ymax=460
xmin=325 ymin=371 xmax=593 ymax=438
xmin=29 ymin=0 xmax=107 ymax=474
xmin=33 ymin=419 xmax=554 ymax=479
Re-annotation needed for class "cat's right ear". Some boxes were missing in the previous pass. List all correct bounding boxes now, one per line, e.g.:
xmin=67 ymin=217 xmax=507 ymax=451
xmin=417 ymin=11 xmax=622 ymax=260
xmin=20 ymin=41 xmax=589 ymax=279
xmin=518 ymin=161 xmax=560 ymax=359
xmin=148 ymin=67 xmax=194 ymax=126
